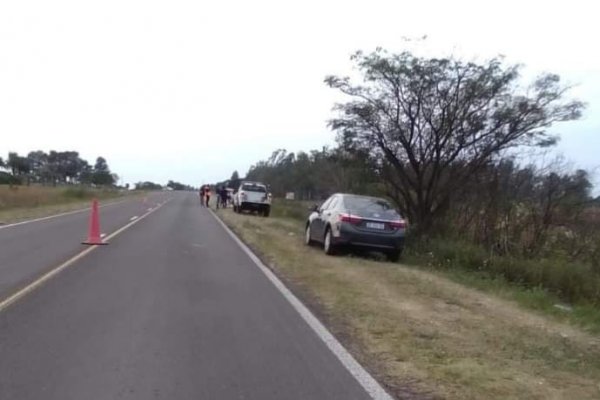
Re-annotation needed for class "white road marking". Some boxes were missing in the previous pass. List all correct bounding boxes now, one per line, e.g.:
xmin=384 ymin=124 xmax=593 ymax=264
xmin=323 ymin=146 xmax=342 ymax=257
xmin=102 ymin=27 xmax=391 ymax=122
xmin=130 ymin=216 xmax=138 ymax=221
xmin=100 ymin=233 xmax=107 ymax=238
xmin=0 ymin=198 xmax=133 ymax=230
xmin=209 ymin=209 xmax=393 ymax=400
xmin=0 ymin=199 xmax=172 ymax=313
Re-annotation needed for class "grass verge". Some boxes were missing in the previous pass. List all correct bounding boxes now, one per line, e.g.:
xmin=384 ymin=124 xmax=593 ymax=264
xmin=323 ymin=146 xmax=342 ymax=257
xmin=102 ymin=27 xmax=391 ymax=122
xmin=403 ymin=240 xmax=600 ymax=335
xmin=217 ymin=206 xmax=600 ymax=400
xmin=0 ymin=185 xmax=133 ymax=224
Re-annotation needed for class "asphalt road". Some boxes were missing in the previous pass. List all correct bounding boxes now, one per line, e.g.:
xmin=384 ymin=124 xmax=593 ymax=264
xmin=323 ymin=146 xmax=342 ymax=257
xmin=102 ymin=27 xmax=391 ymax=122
xmin=0 ymin=192 xmax=379 ymax=400
xmin=0 ymin=192 xmax=171 ymax=297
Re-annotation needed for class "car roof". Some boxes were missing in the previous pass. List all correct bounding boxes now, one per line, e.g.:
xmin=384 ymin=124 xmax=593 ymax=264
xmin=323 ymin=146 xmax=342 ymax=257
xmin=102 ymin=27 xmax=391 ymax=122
xmin=334 ymin=193 xmax=389 ymax=202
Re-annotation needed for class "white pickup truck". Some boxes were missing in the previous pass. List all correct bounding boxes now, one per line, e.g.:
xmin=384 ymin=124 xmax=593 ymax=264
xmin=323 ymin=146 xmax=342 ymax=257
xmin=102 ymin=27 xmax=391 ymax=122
xmin=233 ymin=181 xmax=271 ymax=217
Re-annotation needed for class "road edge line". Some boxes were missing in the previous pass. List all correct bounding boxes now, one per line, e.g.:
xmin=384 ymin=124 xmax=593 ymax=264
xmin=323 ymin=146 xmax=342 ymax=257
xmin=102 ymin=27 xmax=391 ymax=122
xmin=0 ymin=198 xmax=134 ymax=230
xmin=208 ymin=209 xmax=393 ymax=400
xmin=0 ymin=199 xmax=171 ymax=313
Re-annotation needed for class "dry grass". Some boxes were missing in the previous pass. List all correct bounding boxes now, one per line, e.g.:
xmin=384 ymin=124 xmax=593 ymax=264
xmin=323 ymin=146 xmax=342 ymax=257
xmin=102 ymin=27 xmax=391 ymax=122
xmin=0 ymin=185 xmax=130 ymax=224
xmin=217 ymin=208 xmax=600 ymax=400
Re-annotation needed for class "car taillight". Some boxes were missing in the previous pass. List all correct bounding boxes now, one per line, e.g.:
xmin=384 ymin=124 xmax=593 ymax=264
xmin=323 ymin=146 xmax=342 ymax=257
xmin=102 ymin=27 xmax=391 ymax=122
xmin=339 ymin=213 xmax=362 ymax=224
xmin=389 ymin=220 xmax=406 ymax=229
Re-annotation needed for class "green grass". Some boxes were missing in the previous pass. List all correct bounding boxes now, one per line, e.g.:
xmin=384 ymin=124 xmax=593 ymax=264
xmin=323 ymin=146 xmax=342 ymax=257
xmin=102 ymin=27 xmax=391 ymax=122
xmin=270 ymin=199 xmax=313 ymax=222
xmin=430 ymin=267 xmax=600 ymax=334
xmin=217 ymin=206 xmax=600 ymax=399
xmin=269 ymin=199 xmax=600 ymax=333
xmin=403 ymin=238 xmax=600 ymax=334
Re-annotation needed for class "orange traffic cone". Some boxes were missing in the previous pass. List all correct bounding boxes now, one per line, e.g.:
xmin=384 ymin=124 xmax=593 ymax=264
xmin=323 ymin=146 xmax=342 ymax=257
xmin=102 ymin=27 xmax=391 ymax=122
xmin=82 ymin=199 xmax=108 ymax=245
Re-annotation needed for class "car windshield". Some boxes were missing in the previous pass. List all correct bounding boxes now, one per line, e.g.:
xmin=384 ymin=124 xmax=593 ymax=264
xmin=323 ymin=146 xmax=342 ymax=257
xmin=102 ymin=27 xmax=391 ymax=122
xmin=241 ymin=184 xmax=266 ymax=193
xmin=343 ymin=196 xmax=400 ymax=219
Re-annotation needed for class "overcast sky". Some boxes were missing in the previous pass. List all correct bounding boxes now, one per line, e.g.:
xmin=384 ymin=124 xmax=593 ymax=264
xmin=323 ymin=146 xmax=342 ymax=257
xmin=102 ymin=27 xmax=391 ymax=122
xmin=1 ymin=0 xmax=598 ymax=188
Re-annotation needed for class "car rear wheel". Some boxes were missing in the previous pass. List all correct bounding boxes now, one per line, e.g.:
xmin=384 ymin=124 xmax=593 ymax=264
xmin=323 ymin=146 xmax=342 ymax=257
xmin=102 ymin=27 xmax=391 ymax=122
xmin=323 ymin=228 xmax=337 ymax=255
xmin=263 ymin=207 xmax=270 ymax=217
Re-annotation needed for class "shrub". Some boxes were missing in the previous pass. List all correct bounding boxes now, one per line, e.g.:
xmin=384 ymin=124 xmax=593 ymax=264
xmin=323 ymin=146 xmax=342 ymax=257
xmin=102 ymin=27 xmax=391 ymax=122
xmin=61 ymin=187 xmax=93 ymax=199
xmin=410 ymin=237 xmax=600 ymax=305
xmin=0 ymin=172 xmax=21 ymax=185
xmin=271 ymin=199 xmax=312 ymax=222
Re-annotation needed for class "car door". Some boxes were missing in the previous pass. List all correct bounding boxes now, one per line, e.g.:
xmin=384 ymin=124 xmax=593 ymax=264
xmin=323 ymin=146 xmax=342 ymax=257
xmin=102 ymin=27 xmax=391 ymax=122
xmin=316 ymin=195 xmax=338 ymax=239
xmin=311 ymin=196 xmax=333 ymax=241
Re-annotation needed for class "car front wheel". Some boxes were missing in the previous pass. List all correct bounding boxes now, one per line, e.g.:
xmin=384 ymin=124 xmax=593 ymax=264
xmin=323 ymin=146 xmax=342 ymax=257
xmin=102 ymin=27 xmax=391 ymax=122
xmin=305 ymin=224 xmax=314 ymax=246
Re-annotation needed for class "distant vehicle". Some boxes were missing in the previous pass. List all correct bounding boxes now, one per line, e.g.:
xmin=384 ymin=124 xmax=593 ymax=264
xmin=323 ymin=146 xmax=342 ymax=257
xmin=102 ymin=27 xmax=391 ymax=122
xmin=233 ymin=181 xmax=271 ymax=217
xmin=305 ymin=194 xmax=406 ymax=261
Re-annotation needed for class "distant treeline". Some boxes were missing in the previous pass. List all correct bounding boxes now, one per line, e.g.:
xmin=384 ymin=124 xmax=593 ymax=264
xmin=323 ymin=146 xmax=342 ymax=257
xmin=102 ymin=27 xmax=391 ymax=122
xmin=134 ymin=180 xmax=193 ymax=191
xmin=0 ymin=151 xmax=117 ymax=186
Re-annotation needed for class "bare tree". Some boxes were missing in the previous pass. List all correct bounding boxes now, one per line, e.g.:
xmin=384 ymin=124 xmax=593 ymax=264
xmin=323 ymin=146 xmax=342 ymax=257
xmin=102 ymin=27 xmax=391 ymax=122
xmin=326 ymin=49 xmax=584 ymax=233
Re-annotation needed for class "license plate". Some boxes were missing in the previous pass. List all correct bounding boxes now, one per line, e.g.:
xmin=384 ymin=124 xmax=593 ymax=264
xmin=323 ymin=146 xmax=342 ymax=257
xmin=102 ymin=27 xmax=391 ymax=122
xmin=366 ymin=222 xmax=385 ymax=230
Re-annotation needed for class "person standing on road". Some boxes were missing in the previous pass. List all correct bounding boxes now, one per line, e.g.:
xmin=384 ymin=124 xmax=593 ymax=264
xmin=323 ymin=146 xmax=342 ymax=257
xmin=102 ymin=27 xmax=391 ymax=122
xmin=204 ymin=186 xmax=211 ymax=208
xmin=199 ymin=186 xmax=205 ymax=206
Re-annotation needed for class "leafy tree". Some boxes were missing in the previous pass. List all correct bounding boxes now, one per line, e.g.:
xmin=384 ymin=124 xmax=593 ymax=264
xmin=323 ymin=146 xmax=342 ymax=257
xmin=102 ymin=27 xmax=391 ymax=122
xmin=27 ymin=151 xmax=49 ymax=183
xmin=91 ymin=156 xmax=115 ymax=185
xmin=94 ymin=157 xmax=109 ymax=172
xmin=243 ymin=147 xmax=378 ymax=200
xmin=79 ymin=161 xmax=94 ymax=185
xmin=7 ymin=152 xmax=27 ymax=176
xmin=61 ymin=151 xmax=83 ymax=183
xmin=326 ymin=49 xmax=584 ymax=233
xmin=228 ymin=170 xmax=241 ymax=189
xmin=7 ymin=152 xmax=31 ymax=183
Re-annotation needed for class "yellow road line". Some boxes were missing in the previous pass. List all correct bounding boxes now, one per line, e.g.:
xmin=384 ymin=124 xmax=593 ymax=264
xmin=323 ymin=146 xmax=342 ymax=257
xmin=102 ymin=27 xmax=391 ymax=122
xmin=0 ymin=199 xmax=171 ymax=313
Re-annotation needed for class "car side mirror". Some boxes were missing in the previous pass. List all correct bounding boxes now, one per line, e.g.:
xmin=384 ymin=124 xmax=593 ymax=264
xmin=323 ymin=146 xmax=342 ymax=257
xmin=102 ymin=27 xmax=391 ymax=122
xmin=310 ymin=204 xmax=320 ymax=213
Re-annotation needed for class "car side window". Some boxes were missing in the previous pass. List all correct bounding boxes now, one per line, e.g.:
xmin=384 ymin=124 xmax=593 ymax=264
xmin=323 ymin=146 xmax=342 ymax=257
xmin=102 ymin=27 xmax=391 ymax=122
xmin=328 ymin=196 xmax=339 ymax=210
xmin=319 ymin=197 xmax=333 ymax=212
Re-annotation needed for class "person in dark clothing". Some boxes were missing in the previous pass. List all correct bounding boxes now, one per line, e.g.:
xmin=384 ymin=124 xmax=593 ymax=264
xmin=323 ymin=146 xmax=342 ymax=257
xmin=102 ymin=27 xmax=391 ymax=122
xmin=218 ymin=186 xmax=228 ymax=209
xmin=199 ymin=186 xmax=205 ymax=206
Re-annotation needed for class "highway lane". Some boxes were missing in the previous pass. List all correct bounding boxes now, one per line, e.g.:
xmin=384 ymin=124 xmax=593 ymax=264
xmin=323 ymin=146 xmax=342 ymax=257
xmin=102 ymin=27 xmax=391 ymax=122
xmin=0 ymin=192 xmax=172 ymax=298
xmin=0 ymin=193 xmax=378 ymax=400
